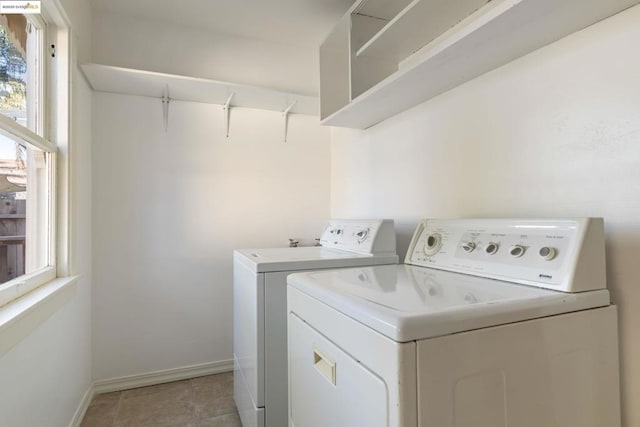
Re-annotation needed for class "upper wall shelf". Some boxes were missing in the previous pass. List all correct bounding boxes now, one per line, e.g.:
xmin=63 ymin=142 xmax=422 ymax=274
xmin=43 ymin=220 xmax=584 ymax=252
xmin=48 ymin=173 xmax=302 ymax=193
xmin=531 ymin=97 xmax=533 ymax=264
xmin=321 ymin=0 xmax=640 ymax=129
xmin=81 ymin=64 xmax=319 ymax=116
xmin=355 ymin=0 xmax=488 ymax=61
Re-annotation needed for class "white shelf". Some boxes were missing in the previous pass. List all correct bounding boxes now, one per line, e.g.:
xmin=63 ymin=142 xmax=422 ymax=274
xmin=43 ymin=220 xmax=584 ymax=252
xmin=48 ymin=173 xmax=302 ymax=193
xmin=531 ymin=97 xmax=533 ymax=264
xmin=355 ymin=0 xmax=488 ymax=61
xmin=322 ymin=0 xmax=640 ymax=129
xmin=353 ymin=0 xmax=411 ymax=21
xmin=81 ymin=64 xmax=319 ymax=116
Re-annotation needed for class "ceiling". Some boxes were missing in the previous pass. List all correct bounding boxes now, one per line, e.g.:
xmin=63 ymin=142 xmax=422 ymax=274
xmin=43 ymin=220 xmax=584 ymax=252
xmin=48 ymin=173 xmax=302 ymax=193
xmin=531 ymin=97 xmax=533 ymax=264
xmin=90 ymin=0 xmax=355 ymax=48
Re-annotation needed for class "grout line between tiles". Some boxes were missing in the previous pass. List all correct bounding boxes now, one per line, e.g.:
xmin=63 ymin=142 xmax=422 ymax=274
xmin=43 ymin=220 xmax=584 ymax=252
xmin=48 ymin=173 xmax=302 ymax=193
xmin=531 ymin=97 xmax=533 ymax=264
xmin=189 ymin=376 xmax=197 ymax=422
xmin=112 ymin=391 xmax=124 ymax=427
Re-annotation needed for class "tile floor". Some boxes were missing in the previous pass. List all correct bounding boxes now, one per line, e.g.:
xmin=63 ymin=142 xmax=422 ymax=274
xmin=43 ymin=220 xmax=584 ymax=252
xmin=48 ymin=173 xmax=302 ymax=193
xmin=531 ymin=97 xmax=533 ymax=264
xmin=80 ymin=372 xmax=241 ymax=427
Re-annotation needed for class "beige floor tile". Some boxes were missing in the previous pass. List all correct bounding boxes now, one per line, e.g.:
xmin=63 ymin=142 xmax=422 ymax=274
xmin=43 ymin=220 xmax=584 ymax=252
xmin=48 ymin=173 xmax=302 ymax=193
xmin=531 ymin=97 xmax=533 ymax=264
xmin=115 ymin=419 xmax=196 ymax=427
xmin=80 ymin=391 xmax=121 ymax=427
xmin=191 ymin=373 xmax=233 ymax=387
xmin=80 ymin=413 xmax=117 ymax=427
xmin=193 ymin=389 xmax=236 ymax=419
xmin=92 ymin=391 xmax=122 ymax=404
xmin=197 ymin=411 xmax=241 ymax=427
xmin=191 ymin=373 xmax=234 ymax=397
xmin=115 ymin=411 xmax=196 ymax=427
xmin=122 ymin=379 xmax=191 ymax=399
xmin=117 ymin=383 xmax=194 ymax=426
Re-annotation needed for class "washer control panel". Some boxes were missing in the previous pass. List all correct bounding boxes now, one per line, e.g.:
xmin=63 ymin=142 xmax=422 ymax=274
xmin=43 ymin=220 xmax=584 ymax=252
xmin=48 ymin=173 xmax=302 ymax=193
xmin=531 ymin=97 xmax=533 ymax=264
xmin=406 ymin=218 xmax=606 ymax=292
xmin=319 ymin=219 xmax=397 ymax=255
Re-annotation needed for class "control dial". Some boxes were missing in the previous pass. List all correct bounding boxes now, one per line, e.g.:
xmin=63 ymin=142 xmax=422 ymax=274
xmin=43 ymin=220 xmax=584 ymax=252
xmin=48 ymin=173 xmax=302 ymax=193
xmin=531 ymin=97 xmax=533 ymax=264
xmin=423 ymin=233 xmax=442 ymax=256
xmin=509 ymin=245 xmax=526 ymax=258
xmin=355 ymin=229 xmax=369 ymax=243
xmin=485 ymin=242 xmax=499 ymax=255
xmin=539 ymin=246 xmax=557 ymax=261
xmin=461 ymin=241 xmax=476 ymax=253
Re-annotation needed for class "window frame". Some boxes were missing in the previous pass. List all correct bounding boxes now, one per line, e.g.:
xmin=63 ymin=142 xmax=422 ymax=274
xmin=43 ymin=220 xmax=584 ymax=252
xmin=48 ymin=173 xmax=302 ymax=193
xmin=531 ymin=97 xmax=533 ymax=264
xmin=0 ymin=5 xmax=66 ymax=308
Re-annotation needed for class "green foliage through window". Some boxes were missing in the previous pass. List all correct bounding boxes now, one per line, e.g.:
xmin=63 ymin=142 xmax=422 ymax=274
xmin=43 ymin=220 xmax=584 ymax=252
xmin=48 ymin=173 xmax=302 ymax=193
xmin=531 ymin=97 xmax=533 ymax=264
xmin=0 ymin=25 xmax=26 ymax=112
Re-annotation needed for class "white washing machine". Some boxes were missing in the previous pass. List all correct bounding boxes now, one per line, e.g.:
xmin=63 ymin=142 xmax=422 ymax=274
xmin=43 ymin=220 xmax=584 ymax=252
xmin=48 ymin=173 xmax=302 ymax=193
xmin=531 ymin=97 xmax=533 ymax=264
xmin=233 ymin=219 xmax=399 ymax=427
xmin=287 ymin=218 xmax=620 ymax=427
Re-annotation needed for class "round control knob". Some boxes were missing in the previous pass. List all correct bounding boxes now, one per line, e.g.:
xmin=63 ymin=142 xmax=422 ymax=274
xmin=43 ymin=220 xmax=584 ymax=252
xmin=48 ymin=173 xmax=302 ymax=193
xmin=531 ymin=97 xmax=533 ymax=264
xmin=509 ymin=245 xmax=526 ymax=258
xmin=461 ymin=241 xmax=476 ymax=253
xmin=485 ymin=242 xmax=499 ymax=255
xmin=423 ymin=233 xmax=442 ymax=256
xmin=355 ymin=229 xmax=369 ymax=243
xmin=539 ymin=246 xmax=556 ymax=261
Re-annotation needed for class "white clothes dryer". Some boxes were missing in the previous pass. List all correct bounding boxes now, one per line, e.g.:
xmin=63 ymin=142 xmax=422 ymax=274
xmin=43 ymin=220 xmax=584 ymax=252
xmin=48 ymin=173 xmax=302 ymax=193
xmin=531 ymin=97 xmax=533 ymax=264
xmin=233 ymin=219 xmax=398 ymax=427
xmin=287 ymin=218 xmax=620 ymax=427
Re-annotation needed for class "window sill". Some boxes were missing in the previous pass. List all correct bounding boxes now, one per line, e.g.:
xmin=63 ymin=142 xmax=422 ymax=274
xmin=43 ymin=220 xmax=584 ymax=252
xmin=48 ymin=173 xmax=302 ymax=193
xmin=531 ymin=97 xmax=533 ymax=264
xmin=0 ymin=276 xmax=78 ymax=357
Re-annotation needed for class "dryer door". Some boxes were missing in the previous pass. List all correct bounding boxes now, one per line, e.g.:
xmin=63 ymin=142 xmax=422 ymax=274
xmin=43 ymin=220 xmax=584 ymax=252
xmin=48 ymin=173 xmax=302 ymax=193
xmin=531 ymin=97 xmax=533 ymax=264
xmin=288 ymin=313 xmax=388 ymax=427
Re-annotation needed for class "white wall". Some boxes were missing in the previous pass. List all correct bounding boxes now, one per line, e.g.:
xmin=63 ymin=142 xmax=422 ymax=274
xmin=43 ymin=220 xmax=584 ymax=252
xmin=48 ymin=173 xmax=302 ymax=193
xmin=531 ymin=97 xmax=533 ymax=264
xmin=331 ymin=5 xmax=640 ymax=426
xmin=91 ymin=11 xmax=319 ymax=96
xmin=92 ymin=93 xmax=330 ymax=380
xmin=0 ymin=66 xmax=93 ymax=426
xmin=59 ymin=0 xmax=92 ymax=63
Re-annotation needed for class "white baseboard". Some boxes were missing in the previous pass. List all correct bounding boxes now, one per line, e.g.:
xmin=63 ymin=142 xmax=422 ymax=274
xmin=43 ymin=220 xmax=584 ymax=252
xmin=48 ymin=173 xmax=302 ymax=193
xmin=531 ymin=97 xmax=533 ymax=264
xmin=69 ymin=382 xmax=95 ymax=427
xmin=93 ymin=359 xmax=234 ymax=394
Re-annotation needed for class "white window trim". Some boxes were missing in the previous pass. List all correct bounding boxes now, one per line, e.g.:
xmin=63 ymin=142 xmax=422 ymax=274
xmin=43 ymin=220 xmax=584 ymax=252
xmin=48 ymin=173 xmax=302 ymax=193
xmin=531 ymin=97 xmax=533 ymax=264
xmin=0 ymin=0 xmax=76 ymax=357
xmin=0 ymin=114 xmax=56 ymax=152
xmin=0 ymin=17 xmax=57 ymax=307
xmin=0 ymin=276 xmax=76 ymax=355
xmin=0 ymin=115 xmax=56 ymax=153
xmin=0 ymin=266 xmax=56 ymax=307
xmin=51 ymin=15 xmax=71 ymax=277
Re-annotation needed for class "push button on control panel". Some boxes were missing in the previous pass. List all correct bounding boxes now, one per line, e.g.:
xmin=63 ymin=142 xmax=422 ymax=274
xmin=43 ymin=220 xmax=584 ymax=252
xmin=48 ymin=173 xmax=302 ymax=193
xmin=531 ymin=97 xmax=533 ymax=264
xmin=509 ymin=245 xmax=526 ymax=258
xmin=539 ymin=246 xmax=557 ymax=261
xmin=485 ymin=242 xmax=499 ymax=255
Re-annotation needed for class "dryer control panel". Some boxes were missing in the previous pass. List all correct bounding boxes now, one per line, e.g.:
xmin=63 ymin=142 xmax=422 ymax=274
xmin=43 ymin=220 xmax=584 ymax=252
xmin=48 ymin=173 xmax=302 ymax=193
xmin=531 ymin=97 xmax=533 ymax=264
xmin=319 ymin=219 xmax=396 ymax=255
xmin=405 ymin=218 xmax=606 ymax=292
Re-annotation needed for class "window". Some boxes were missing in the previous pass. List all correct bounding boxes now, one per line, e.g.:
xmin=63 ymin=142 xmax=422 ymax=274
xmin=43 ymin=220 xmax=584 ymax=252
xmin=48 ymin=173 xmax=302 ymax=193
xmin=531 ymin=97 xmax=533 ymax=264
xmin=0 ymin=11 xmax=58 ymax=308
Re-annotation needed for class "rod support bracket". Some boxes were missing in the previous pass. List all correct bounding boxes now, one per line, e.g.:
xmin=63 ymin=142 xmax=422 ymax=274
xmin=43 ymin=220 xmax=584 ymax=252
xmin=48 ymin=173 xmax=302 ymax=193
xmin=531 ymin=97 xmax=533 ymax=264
xmin=282 ymin=101 xmax=297 ymax=143
xmin=223 ymin=92 xmax=235 ymax=138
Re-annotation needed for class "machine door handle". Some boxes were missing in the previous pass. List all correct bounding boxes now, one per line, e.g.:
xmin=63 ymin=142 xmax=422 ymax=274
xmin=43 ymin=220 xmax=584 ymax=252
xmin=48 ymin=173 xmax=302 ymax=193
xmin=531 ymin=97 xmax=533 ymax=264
xmin=313 ymin=347 xmax=336 ymax=385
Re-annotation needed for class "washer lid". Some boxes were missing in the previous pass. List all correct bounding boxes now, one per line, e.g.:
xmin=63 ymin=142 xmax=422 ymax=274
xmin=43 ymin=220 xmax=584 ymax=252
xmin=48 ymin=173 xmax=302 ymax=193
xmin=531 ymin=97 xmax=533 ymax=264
xmin=234 ymin=247 xmax=398 ymax=273
xmin=287 ymin=264 xmax=610 ymax=342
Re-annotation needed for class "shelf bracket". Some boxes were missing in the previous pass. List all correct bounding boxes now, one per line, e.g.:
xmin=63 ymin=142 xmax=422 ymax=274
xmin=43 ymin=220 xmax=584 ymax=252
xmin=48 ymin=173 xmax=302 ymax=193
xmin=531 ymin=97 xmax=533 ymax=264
xmin=161 ymin=84 xmax=170 ymax=132
xmin=223 ymin=92 xmax=235 ymax=138
xmin=282 ymin=101 xmax=296 ymax=143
